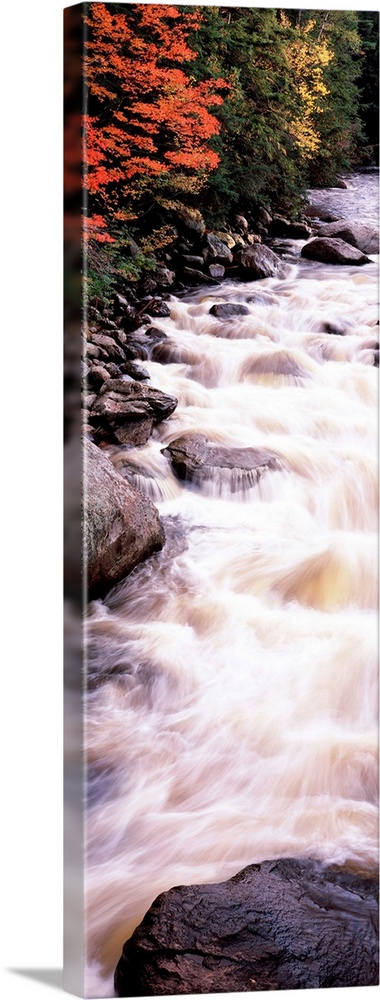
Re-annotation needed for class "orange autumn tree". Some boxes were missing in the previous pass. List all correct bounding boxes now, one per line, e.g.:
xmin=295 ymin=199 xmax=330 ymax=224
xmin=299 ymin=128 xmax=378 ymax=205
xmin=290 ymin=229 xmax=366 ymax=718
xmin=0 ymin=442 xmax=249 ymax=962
xmin=83 ymin=2 xmax=227 ymax=245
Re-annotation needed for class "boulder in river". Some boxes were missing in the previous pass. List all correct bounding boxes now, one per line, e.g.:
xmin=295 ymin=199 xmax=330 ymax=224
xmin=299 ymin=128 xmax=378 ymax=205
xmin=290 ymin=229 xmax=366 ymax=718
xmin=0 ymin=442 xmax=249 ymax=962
xmin=301 ymin=237 xmax=371 ymax=265
xmin=209 ymin=302 xmax=250 ymax=319
xmin=163 ymin=433 xmax=281 ymax=492
xmin=84 ymin=440 xmax=164 ymax=599
xmin=114 ymin=857 xmax=379 ymax=996
xmin=235 ymin=244 xmax=283 ymax=279
xmin=315 ymin=219 xmax=379 ymax=254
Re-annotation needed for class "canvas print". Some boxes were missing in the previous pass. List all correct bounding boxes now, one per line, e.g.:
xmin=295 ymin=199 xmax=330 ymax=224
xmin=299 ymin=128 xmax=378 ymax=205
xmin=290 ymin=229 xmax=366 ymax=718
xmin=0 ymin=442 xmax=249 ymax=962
xmin=64 ymin=3 xmax=379 ymax=997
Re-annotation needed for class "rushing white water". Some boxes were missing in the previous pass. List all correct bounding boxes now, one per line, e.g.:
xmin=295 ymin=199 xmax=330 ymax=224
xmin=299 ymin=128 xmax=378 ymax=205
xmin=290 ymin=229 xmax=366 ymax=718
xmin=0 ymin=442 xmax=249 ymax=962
xmin=84 ymin=176 xmax=379 ymax=998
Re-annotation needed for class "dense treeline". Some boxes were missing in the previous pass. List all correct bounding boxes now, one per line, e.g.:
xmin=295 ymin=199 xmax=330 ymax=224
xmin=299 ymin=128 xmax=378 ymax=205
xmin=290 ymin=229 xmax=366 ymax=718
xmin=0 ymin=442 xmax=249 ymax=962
xmin=83 ymin=3 xmax=379 ymax=298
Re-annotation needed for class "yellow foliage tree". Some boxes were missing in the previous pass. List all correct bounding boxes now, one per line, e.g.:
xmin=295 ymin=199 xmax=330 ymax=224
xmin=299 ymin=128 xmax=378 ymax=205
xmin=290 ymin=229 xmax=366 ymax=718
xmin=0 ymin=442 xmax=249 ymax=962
xmin=281 ymin=17 xmax=333 ymax=159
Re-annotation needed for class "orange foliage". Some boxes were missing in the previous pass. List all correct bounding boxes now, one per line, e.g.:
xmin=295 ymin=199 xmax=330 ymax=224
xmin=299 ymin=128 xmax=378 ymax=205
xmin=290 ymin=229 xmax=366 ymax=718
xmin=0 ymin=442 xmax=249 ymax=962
xmin=83 ymin=2 xmax=227 ymax=235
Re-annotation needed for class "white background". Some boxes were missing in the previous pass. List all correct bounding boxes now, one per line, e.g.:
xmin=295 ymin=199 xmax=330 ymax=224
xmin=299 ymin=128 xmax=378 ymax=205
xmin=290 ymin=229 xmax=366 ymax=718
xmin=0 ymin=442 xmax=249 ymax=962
xmin=0 ymin=1 xmax=378 ymax=999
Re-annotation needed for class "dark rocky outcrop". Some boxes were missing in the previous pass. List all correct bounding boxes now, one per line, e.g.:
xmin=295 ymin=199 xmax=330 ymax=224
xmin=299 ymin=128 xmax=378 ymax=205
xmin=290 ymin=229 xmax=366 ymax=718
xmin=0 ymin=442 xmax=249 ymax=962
xmin=315 ymin=219 xmax=379 ymax=255
xmin=301 ymin=237 xmax=371 ymax=266
xmin=114 ymin=857 xmax=379 ymax=996
xmin=235 ymin=243 xmax=283 ymax=280
xmin=88 ymin=381 xmax=178 ymax=447
xmin=269 ymin=216 xmax=312 ymax=240
xmin=84 ymin=440 xmax=164 ymax=599
xmin=209 ymin=302 xmax=250 ymax=319
xmin=163 ymin=433 xmax=281 ymax=492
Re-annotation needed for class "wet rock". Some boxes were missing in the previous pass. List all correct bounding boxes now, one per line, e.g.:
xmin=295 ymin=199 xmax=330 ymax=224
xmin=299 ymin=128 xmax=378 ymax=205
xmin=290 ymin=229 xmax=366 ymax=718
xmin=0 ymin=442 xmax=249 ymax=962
xmin=114 ymin=857 xmax=379 ymax=996
xmin=163 ymin=433 xmax=281 ymax=492
xmin=304 ymin=204 xmax=340 ymax=222
xmin=119 ymin=361 xmax=150 ymax=381
xmin=235 ymin=244 xmax=283 ymax=280
xmin=257 ymin=206 xmax=272 ymax=227
xmin=90 ymin=333 xmax=126 ymax=362
xmin=213 ymin=231 xmax=236 ymax=249
xmin=182 ymin=267 xmax=220 ymax=287
xmin=150 ymin=341 xmax=199 ymax=365
xmin=143 ymin=326 xmax=168 ymax=348
xmin=139 ymin=277 xmax=158 ymax=296
xmin=105 ymin=362 xmax=122 ymax=378
xmin=143 ymin=299 xmax=171 ymax=319
xmin=316 ymin=220 xmax=379 ymax=255
xmin=203 ymin=233 xmax=234 ymax=265
xmin=322 ymin=321 xmax=347 ymax=336
xmin=208 ymin=263 xmax=225 ymax=279
xmin=88 ymin=382 xmax=178 ymax=446
xmin=83 ymin=393 xmax=97 ymax=410
xmin=209 ymin=302 xmax=250 ymax=319
xmin=246 ymin=233 xmax=261 ymax=245
xmin=84 ymin=440 xmax=164 ymax=600
xmin=231 ymin=233 xmax=246 ymax=248
xmin=180 ymin=254 xmax=205 ymax=269
xmin=234 ymin=213 xmax=249 ymax=232
xmin=86 ymin=343 xmax=101 ymax=360
xmin=86 ymin=365 xmax=111 ymax=390
xmin=113 ymin=293 xmax=129 ymax=315
xmin=117 ymin=304 xmax=138 ymax=328
xmin=171 ymin=204 xmax=206 ymax=240
xmin=269 ymin=216 xmax=312 ymax=240
xmin=301 ymin=237 xmax=371 ymax=266
xmin=242 ymin=350 xmax=308 ymax=380
xmin=155 ymin=266 xmax=175 ymax=288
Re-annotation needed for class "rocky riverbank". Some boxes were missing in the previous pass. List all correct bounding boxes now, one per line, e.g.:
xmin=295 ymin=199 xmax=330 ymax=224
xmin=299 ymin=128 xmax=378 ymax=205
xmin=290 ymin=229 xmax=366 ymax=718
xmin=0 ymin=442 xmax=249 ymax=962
xmin=83 ymin=196 xmax=378 ymax=596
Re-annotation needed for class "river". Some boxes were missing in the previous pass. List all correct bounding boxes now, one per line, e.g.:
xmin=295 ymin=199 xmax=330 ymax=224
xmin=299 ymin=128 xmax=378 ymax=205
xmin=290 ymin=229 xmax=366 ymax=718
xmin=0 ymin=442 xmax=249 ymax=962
xmin=84 ymin=174 xmax=379 ymax=998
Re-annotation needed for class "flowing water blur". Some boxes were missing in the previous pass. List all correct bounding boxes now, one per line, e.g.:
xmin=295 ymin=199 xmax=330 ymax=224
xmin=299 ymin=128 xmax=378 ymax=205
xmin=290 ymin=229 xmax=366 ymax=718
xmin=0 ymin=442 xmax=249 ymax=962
xmin=84 ymin=175 xmax=379 ymax=997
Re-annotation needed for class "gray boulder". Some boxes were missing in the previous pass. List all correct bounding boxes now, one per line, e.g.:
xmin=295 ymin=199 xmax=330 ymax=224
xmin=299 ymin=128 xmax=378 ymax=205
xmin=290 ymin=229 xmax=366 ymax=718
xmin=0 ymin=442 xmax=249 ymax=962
xmin=208 ymin=263 xmax=225 ymax=279
xmin=203 ymin=233 xmax=234 ymax=265
xmin=163 ymin=433 xmax=281 ymax=492
xmin=88 ymin=381 xmax=178 ymax=446
xmin=182 ymin=267 xmax=220 ymax=286
xmin=235 ymin=244 xmax=282 ymax=279
xmin=301 ymin=237 xmax=371 ymax=265
xmin=84 ymin=440 xmax=164 ymax=599
xmin=316 ymin=220 xmax=379 ymax=254
xmin=115 ymin=857 xmax=379 ymax=996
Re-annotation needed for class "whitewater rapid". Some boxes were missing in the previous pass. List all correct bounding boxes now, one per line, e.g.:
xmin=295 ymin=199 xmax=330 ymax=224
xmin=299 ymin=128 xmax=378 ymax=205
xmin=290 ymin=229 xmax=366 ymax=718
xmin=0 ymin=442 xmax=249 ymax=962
xmin=84 ymin=174 xmax=379 ymax=997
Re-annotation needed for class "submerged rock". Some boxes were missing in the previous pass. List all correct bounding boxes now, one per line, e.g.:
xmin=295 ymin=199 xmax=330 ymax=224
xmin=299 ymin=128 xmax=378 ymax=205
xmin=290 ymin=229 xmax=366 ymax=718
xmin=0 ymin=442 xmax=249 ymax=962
xmin=84 ymin=440 xmax=164 ymax=599
xmin=301 ymin=237 xmax=371 ymax=265
xmin=114 ymin=857 xmax=379 ymax=996
xmin=163 ymin=433 xmax=281 ymax=492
